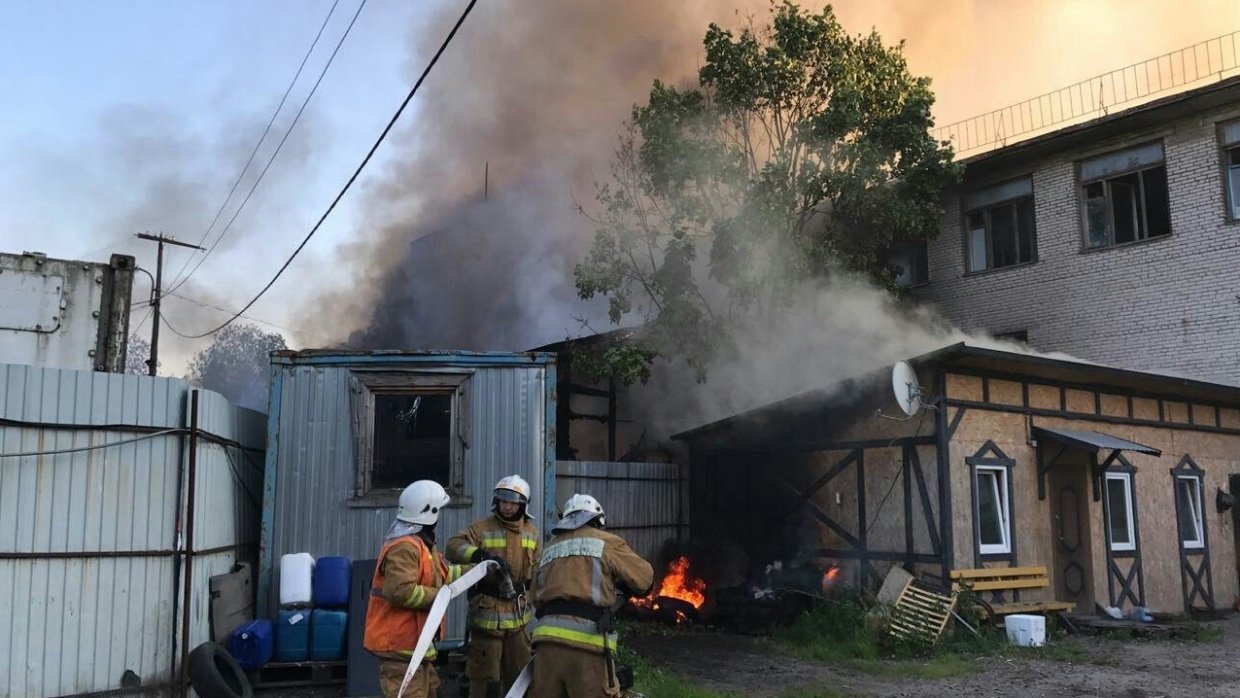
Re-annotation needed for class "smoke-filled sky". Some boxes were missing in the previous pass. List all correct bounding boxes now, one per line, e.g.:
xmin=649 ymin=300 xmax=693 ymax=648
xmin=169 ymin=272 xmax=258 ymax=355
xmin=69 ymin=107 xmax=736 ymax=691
xmin=1 ymin=0 xmax=1238 ymax=373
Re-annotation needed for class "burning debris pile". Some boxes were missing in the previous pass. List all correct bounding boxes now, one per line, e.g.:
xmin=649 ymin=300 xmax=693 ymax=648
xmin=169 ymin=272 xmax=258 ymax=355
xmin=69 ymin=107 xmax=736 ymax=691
xmin=626 ymin=548 xmax=845 ymax=631
xmin=629 ymin=555 xmax=708 ymax=623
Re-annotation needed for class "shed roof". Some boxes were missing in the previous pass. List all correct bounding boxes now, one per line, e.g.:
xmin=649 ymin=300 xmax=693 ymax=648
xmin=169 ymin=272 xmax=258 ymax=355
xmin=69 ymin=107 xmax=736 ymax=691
xmin=674 ymin=342 xmax=1240 ymax=443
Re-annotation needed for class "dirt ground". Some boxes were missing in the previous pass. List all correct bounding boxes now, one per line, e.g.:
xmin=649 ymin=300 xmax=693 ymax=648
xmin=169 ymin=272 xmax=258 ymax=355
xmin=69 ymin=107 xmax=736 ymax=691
xmin=627 ymin=616 xmax=1240 ymax=698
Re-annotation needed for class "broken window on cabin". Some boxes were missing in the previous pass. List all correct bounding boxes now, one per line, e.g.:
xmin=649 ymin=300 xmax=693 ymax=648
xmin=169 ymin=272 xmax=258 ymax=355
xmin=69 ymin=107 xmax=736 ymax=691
xmin=372 ymin=393 xmax=453 ymax=489
xmin=1081 ymin=142 xmax=1171 ymax=249
xmin=349 ymin=371 xmax=472 ymax=502
xmin=963 ymin=176 xmax=1036 ymax=273
xmin=1175 ymin=475 xmax=1204 ymax=549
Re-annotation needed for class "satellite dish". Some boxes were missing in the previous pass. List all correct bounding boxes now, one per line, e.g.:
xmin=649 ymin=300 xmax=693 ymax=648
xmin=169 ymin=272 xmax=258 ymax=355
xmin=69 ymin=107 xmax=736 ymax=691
xmin=892 ymin=361 xmax=923 ymax=417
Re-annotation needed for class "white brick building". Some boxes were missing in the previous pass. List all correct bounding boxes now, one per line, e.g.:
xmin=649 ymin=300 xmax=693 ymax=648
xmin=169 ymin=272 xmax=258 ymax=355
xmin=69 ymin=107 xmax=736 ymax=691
xmin=914 ymin=77 xmax=1240 ymax=386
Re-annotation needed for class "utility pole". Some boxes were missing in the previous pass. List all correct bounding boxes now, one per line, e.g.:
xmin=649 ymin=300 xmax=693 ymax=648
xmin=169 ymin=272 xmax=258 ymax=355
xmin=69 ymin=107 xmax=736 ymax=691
xmin=134 ymin=233 xmax=206 ymax=376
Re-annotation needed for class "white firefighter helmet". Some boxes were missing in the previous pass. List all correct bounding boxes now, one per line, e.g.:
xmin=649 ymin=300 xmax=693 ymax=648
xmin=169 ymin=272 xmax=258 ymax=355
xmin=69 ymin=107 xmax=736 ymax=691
xmin=493 ymin=474 xmax=531 ymax=504
xmin=555 ymin=493 xmax=605 ymax=531
xmin=397 ymin=480 xmax=451 ymax=525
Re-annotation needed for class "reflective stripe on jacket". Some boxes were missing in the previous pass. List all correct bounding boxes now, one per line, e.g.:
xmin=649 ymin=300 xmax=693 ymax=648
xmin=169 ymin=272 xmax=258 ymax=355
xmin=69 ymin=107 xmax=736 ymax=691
xmin=363 ymin=534 xmax=458 ymax=660
xmin=447 ymin=514 xmax=540 ymax=634
xmin=528 ymin=526 xmax=653 ymax=654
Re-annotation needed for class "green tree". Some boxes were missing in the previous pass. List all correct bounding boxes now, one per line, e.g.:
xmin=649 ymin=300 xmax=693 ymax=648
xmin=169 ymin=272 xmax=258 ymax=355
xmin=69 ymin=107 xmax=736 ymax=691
xmin=187 ymin=324 xmax=287 ymax=410
xmin=575 ymin=2 xmax=960 ymax=382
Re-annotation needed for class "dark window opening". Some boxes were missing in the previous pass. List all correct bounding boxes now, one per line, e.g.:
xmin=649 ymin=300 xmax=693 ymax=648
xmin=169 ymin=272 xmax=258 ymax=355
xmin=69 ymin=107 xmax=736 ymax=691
xmin=888 ymin=240 xmax=930 ymax=287
xmin=966 ymin=197 xmax=1036 ymax=272
xmin=1081 ymin=145 xmax=1170 ymax=249
xmin=995 ymin=330 xmax=1028 ymax=343
xmin=1228 ymin=147 xmax=1240 ymax=220
xmin=372 ymin=393 xmax=453 ymax=489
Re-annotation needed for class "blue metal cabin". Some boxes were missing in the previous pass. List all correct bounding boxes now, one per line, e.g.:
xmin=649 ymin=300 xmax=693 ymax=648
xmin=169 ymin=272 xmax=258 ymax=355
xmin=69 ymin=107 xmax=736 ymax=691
xmin=258 ymin=350 xmax=556 ymax=641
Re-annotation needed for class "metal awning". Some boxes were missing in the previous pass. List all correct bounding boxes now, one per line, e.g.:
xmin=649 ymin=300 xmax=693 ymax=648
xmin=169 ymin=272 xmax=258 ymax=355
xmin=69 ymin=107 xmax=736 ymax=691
xmin=1032 ymin=426 xmax=1161 ymax=456
xmin=1034 ymin=426 xmax=1161 ymax=501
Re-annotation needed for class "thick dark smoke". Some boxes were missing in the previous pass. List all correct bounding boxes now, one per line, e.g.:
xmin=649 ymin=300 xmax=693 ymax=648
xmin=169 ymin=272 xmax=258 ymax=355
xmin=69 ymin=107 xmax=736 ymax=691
xmin=310 ymin=1 xmax=767 ymax=351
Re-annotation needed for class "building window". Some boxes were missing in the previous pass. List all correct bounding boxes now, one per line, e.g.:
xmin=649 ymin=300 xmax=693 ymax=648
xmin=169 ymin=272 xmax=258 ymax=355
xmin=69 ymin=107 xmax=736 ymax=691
xmin=963 ymin=177 xmax=1036 ymax=273
xmin=1105 ymin=472 xmax=1137 ymax=552
xmin=994 ymin=330 xmax=1028 ymax=344
xmin=349 ymin=371 xmax=472 ymax=504
xmin=974 ymin=465 xmax=1011 ymax=555
xmin=1080 ymin=142 xmax=1171 ymax=249
xmin=888 ymin=240 xmax=929 ymax=287
xmin=1175 ymin=475 xmax=1205 ymax=549
xmin=1219 ymin=120 xmax=1240 ymax=220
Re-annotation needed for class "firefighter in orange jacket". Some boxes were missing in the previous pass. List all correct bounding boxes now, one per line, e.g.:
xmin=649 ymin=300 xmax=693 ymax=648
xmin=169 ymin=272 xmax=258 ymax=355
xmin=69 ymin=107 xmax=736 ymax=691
xmin=364 ymin=480 xmax=471 ymax=698
xmin=529 ymin=493 xmax=654 ymax=697
xmin=447 ymin=475 xmax=540 ymax=698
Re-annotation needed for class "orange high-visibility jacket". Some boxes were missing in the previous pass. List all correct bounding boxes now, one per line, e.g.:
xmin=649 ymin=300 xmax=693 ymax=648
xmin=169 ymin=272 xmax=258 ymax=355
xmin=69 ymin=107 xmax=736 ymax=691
xmin=364 ymin=534 xmax=460 ymax=657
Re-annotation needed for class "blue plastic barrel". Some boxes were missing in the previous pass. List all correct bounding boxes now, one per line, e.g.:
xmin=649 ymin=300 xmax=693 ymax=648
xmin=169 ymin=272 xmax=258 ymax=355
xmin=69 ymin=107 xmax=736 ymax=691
xmin=313 ymin=556 xmax=352 ymax=608
xmin=227 ymin=619 xmax=274 ymax=670
xmin=310 ymin=609 xmax=348 ymax=661
xmin=275 ymin=609 xmax=311 ymax=662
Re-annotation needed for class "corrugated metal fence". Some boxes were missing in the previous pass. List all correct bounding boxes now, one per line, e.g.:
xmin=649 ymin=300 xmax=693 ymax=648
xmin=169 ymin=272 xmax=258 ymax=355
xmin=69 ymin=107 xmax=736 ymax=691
xmin=554 ymin=460 xmax=687 ymax=563
xmin=0 ymin=363 xmax=265 ymax=698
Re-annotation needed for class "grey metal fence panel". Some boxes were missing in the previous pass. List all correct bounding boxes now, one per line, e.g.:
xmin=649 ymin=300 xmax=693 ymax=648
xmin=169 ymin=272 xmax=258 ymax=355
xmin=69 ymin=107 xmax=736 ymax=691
xmin=554 ymin=460 xmax=687 ymax=563
xmin=0 ymin=363 xmax=264 ymax=697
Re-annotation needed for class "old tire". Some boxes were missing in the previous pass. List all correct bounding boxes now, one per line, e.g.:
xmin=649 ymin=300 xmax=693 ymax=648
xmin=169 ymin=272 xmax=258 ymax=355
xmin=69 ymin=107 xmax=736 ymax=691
xmin=188 ymin=642 xmax=253 ymax=698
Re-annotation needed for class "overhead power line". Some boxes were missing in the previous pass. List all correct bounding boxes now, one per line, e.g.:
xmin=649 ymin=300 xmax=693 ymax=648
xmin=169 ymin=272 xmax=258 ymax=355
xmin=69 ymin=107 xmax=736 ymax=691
xmin=155 ymin=292 xmax=295 ymax=336
xmin=167 ymin=0 xmax=365 ymax=297
xmin=175 ymin=0 xmax=479 ymax=339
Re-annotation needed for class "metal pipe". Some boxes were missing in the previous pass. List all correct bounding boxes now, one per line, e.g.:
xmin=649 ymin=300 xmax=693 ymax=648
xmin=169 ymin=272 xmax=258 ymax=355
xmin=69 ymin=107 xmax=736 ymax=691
xmin=178 ymin=390 xmax=200 ymax=697
xmin=0 ymin=550 xmax=175 ymax=559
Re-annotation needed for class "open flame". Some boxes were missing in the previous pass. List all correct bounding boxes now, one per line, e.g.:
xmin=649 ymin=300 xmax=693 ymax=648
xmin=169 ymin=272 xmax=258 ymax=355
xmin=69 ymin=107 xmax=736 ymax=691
xmin=630 ymin=555 xmax=706 ymax=612
xmin=821 ymin=565 xmax=842 ymax=595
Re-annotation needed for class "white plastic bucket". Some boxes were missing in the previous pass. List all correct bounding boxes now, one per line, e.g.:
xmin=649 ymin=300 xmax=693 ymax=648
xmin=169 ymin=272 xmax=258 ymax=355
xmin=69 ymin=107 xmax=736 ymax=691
xmin=1004 ymin=614 xmax=1046 ymax=647
xmin=280 ymin=553 xmax=316 ymax=606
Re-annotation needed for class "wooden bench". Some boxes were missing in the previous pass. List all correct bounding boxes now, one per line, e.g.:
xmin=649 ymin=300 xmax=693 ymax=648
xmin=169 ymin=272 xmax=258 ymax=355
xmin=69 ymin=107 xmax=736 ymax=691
xmin=950 ymin=566 xmax=1074 ymax=618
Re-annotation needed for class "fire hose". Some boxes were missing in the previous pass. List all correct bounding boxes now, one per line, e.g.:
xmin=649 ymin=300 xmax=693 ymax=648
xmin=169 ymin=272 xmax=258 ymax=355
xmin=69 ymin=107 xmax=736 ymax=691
xmin=396 ymin=559 xmax=499 ymax=698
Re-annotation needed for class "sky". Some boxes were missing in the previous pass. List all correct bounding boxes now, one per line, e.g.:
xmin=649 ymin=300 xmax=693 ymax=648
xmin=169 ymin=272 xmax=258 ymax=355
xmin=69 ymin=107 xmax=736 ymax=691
xmin=1 ymin=0 xmax=1237 ymax=375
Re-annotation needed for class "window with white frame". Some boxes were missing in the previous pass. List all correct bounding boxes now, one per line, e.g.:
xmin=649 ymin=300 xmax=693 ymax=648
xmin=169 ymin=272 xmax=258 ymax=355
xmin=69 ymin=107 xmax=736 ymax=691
xmin=1080 ymin=142 xmax=1171 ymax=249
xmin=1175 ymin=475 xmax=1205 ymax=549
xmin=963 ymin=177 xmax=1037 ymax=273
xmin=974 ymin=465 xmax=1011 ymax=555
xmin=1105 ymin=472 xmax=1137 ymax=552
xmin=1220 ymin=120 xmax=1240 ymax=220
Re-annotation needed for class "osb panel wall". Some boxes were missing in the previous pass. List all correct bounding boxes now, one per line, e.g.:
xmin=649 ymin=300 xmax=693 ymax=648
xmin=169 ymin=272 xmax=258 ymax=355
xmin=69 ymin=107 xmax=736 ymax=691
xmin=1029 ymin=385 xmax=1059 ymax=411
xmin=1221 ymin=408 xmax=1240 ymax=430
xmin=959 ymin=412 xmax=1240 ymax=613
xmin=948 ymin=409 xmax=1056 ymax=584
xmin=802 ymin=449 xmax=860 ymax=554
xmin=1100 ymin=394 xmax=1128 ymax=418
xmin=989 ymin=379 xmax=1023 ymax=406
xmin=1165 ymin=401 xmax=1190 ymax=424
xmin=1132 ymin=398 xmax=1160 ymax=421
xmin=1190 ymin=403 xmax=1217 ymax=427
xmin=946 ymin=374 xmax=984 ymax=402
xmin=1065 ymin=389 xmax=1094 ymax=414
xmin=861 ymin=446 xmax=906 ymax=554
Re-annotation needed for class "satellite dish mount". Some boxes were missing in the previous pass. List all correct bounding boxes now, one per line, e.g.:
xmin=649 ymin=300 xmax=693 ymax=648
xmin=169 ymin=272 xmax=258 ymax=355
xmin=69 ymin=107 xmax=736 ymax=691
xmin=878 ymin=361 xmax=936 ymax=421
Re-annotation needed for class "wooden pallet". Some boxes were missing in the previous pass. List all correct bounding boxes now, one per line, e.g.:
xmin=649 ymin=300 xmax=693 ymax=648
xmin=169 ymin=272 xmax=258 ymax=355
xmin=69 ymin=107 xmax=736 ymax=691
xmin=250 ymin=660 xmax=348 ymax=688
xmin=888 ymin=579 xmax=957 ymax=644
